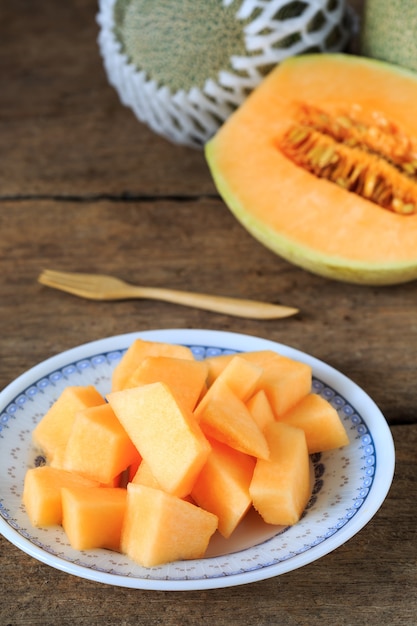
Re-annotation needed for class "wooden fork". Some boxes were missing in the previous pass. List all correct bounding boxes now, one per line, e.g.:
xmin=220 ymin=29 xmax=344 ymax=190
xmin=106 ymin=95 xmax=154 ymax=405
xmin=38 ymin=269 xmax=299 ymax=320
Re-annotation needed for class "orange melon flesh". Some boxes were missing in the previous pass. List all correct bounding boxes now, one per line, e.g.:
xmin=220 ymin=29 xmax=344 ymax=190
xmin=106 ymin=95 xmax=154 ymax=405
xmin=250 ymin=421 xmax=311 ymax=526
xmin=204 ymin=354 xmax=234 ymax=386
xmin=278 ymin=392 xmax=350 ymax=453
xmin=22 ymin=466 xmax=100 ymax=527
xmin=62 ymin=403 xmax=139 ymax=484
xmin=61 ymin=486 xmax=127 ymax=551
xmin=197 ymin=355 xmax=262 ymax=416
xmin=191 ymin=439 xmax=255 ymax=538
xmin=205 ymin=350 xmax=280 ymax=382
xmin=207 ymin=354 xmax=263 ymax=401
xmin=246 ymin=389 xmax=276 ymax=432
xmin=107 ymin=382 xmax=211 ymax=498
xmin=195 ymin=355 xmax=263 ymax=428
xmin=131 ymin=460 xmax=196 ymax=504
xmin=112 ymin=338 xmax=194 ymax=391
xmin=32 ymin=386 xmax=106 ymax=462
xmin=127 ymin=450 xmax=142 ymax=483
xmin=256 ymin=354 xmax=312 ymax=417
xmin=123 ymin=355 xmax=208 ymax=412
xmin=205 ymin=53 xmax=417 ymax=285
xmin=195 ymin=378 xmax=269 ymax=460
xmin=203 ymin=350 xmax=311 ymax=417
xmin=131 ymin=459 xmax=161 ymax=489
xmin=121 ymin=484 xmax=218 ymax=567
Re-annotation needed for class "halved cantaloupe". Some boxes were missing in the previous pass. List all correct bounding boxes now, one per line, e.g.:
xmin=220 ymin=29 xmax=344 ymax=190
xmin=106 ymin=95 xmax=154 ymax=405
xmin=123 ymin=355 xmax=208 ymax=412
xmin=278 ymin=392 xmax=349 ymax=453
xmin=61 ymin=485 xmax=127 ymax=551
xmin=195 ymin=378 xmax=269 ymax=460
xmin=191 ymin=439 xmax=255 ymax=538
xmin=107 ymin=382 xmax=211 ymax=498
xmin=250 ymin=421 xmax=311 ymax=527
xmin=62 ymin=403 xmax=139 ymax=484
xmin=206 ymin=53 xmax=417 ymax=285
xmin=121 ymin=483 xmax=218 ymax=567
xmin=22 ymin=466 xmax=100 ymax=527
xmin=32 ymin=386 xmax=105 ymax=462
xmin=112 ymin=338 xmax=194 ymax=391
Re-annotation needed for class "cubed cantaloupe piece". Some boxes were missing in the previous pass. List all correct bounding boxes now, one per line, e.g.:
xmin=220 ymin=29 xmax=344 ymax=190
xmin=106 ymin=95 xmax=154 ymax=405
xmin=22 ymin=466 xmax=100 ymax=527
xmin=121 ymin=483 xmax=218 ymax=567
xmin=246 ymin=389 xmax=276 ymax=432
xmin=111 ymin=338 xmax=194 ymax=392
xmin=196 ymin=355 xmax=263 ymax=420
xmin=61 ymin=485 xmax=127 ymax=551
xmin=204 ymin=350 xmax=278 ymax=385
xmin=191 ymin=439 xmax=255 ymax=538
xmin=127 ymin=451 xmax=142 ymax=483
xmin=250 ymin=421 xmax=311 ymax=526
xmin=256 ymin=354 xmax=312 ymax=417
xmin=204 ymin=353 xmax=234 ymax=386
xmin=196 ymin=379 xmax=269 ymax=460
xmin=32 ymin=385 xmax=105 ymax=462
xmin=278 ymin=392 xmax=350 ymax=453
xmin=131 ymin=461 xmax=195 ymax=503
xmin=210 ymin=354 xmax=263 ymax=401
xmin=62 ymin=403 xmax=139 ymax=484
xmin=131 ymin=459 xmax=161 ymax=489
xmin=107 ymin=382 xmax=211 ymax=498
xmin=123 ymin=355 xmax=208 ymax=412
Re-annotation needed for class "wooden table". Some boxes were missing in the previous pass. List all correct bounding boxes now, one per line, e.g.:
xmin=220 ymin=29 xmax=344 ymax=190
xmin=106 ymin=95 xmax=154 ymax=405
xmin=1 ymin=1 xmax=415 ymax=624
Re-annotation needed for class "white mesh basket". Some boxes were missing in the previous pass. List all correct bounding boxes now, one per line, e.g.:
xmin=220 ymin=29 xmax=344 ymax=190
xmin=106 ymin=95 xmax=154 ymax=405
xmin=97 ymin=0 xmax=355 ymax=148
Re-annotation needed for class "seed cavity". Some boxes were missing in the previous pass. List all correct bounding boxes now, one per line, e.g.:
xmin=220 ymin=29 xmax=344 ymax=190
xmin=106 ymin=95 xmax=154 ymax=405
xmin=278 ymin=104 xmax=417 ymax=215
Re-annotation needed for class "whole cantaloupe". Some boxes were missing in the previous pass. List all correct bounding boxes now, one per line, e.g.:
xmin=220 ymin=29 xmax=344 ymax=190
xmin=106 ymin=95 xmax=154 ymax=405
xmin=361 ymin=0 xmax=417 ymax=73
xmin=97 ymin=0 xmax=354 ymax=147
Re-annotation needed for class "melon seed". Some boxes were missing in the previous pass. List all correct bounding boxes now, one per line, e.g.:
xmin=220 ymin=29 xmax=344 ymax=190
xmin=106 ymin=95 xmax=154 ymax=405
xmin=278 ymin=104 xmax=417 ymax=216
xmin=392 ymin=198 xmax=415 ymax=215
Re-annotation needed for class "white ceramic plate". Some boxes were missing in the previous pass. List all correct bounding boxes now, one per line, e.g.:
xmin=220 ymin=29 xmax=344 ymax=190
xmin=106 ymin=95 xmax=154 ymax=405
xmin=0 ymin=329 xmax=395 ymax=591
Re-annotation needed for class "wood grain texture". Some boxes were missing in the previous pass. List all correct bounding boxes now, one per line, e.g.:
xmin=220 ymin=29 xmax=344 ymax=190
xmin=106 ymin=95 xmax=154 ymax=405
xmin=1 ymin=1 xmax=416 ymax=624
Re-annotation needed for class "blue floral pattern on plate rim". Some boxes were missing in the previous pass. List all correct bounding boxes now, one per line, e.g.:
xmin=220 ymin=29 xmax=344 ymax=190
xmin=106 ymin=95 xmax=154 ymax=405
xmin=0 ymin=329 xmax=395 ymax=591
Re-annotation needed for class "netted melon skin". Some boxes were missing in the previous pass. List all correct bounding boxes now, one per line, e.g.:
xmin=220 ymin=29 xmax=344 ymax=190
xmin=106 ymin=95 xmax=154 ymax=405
xmin=97 ymin=0 xmax=354 ymax=148
xmin=361 ymin=0 xmax=417 ymax=74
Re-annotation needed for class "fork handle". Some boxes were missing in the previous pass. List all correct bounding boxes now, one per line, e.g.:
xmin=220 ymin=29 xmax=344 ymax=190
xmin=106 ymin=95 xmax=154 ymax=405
xmin=127 ymin=286 xmax=299 ymax=319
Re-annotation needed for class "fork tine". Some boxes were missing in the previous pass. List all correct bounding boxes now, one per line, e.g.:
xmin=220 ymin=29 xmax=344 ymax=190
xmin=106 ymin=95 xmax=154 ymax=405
xmin=38 ymin=269 xmax=128 ymax=300
xmin=38 ymin=270 xmax=108 ymax=299
xmin=40 ymin=270 xmax=98 ymax=286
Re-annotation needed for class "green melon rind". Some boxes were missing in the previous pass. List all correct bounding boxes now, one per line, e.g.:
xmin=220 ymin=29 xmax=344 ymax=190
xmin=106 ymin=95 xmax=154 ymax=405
xmin=361 ymin=0 xmax=417 ymax=74
xmin=205 ymin=141 xmax=417 ymax=286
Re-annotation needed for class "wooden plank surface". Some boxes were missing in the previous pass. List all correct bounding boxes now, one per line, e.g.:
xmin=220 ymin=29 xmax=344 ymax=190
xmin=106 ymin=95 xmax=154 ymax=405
xmin=1 ymin=1 xmax=416 ymax=625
